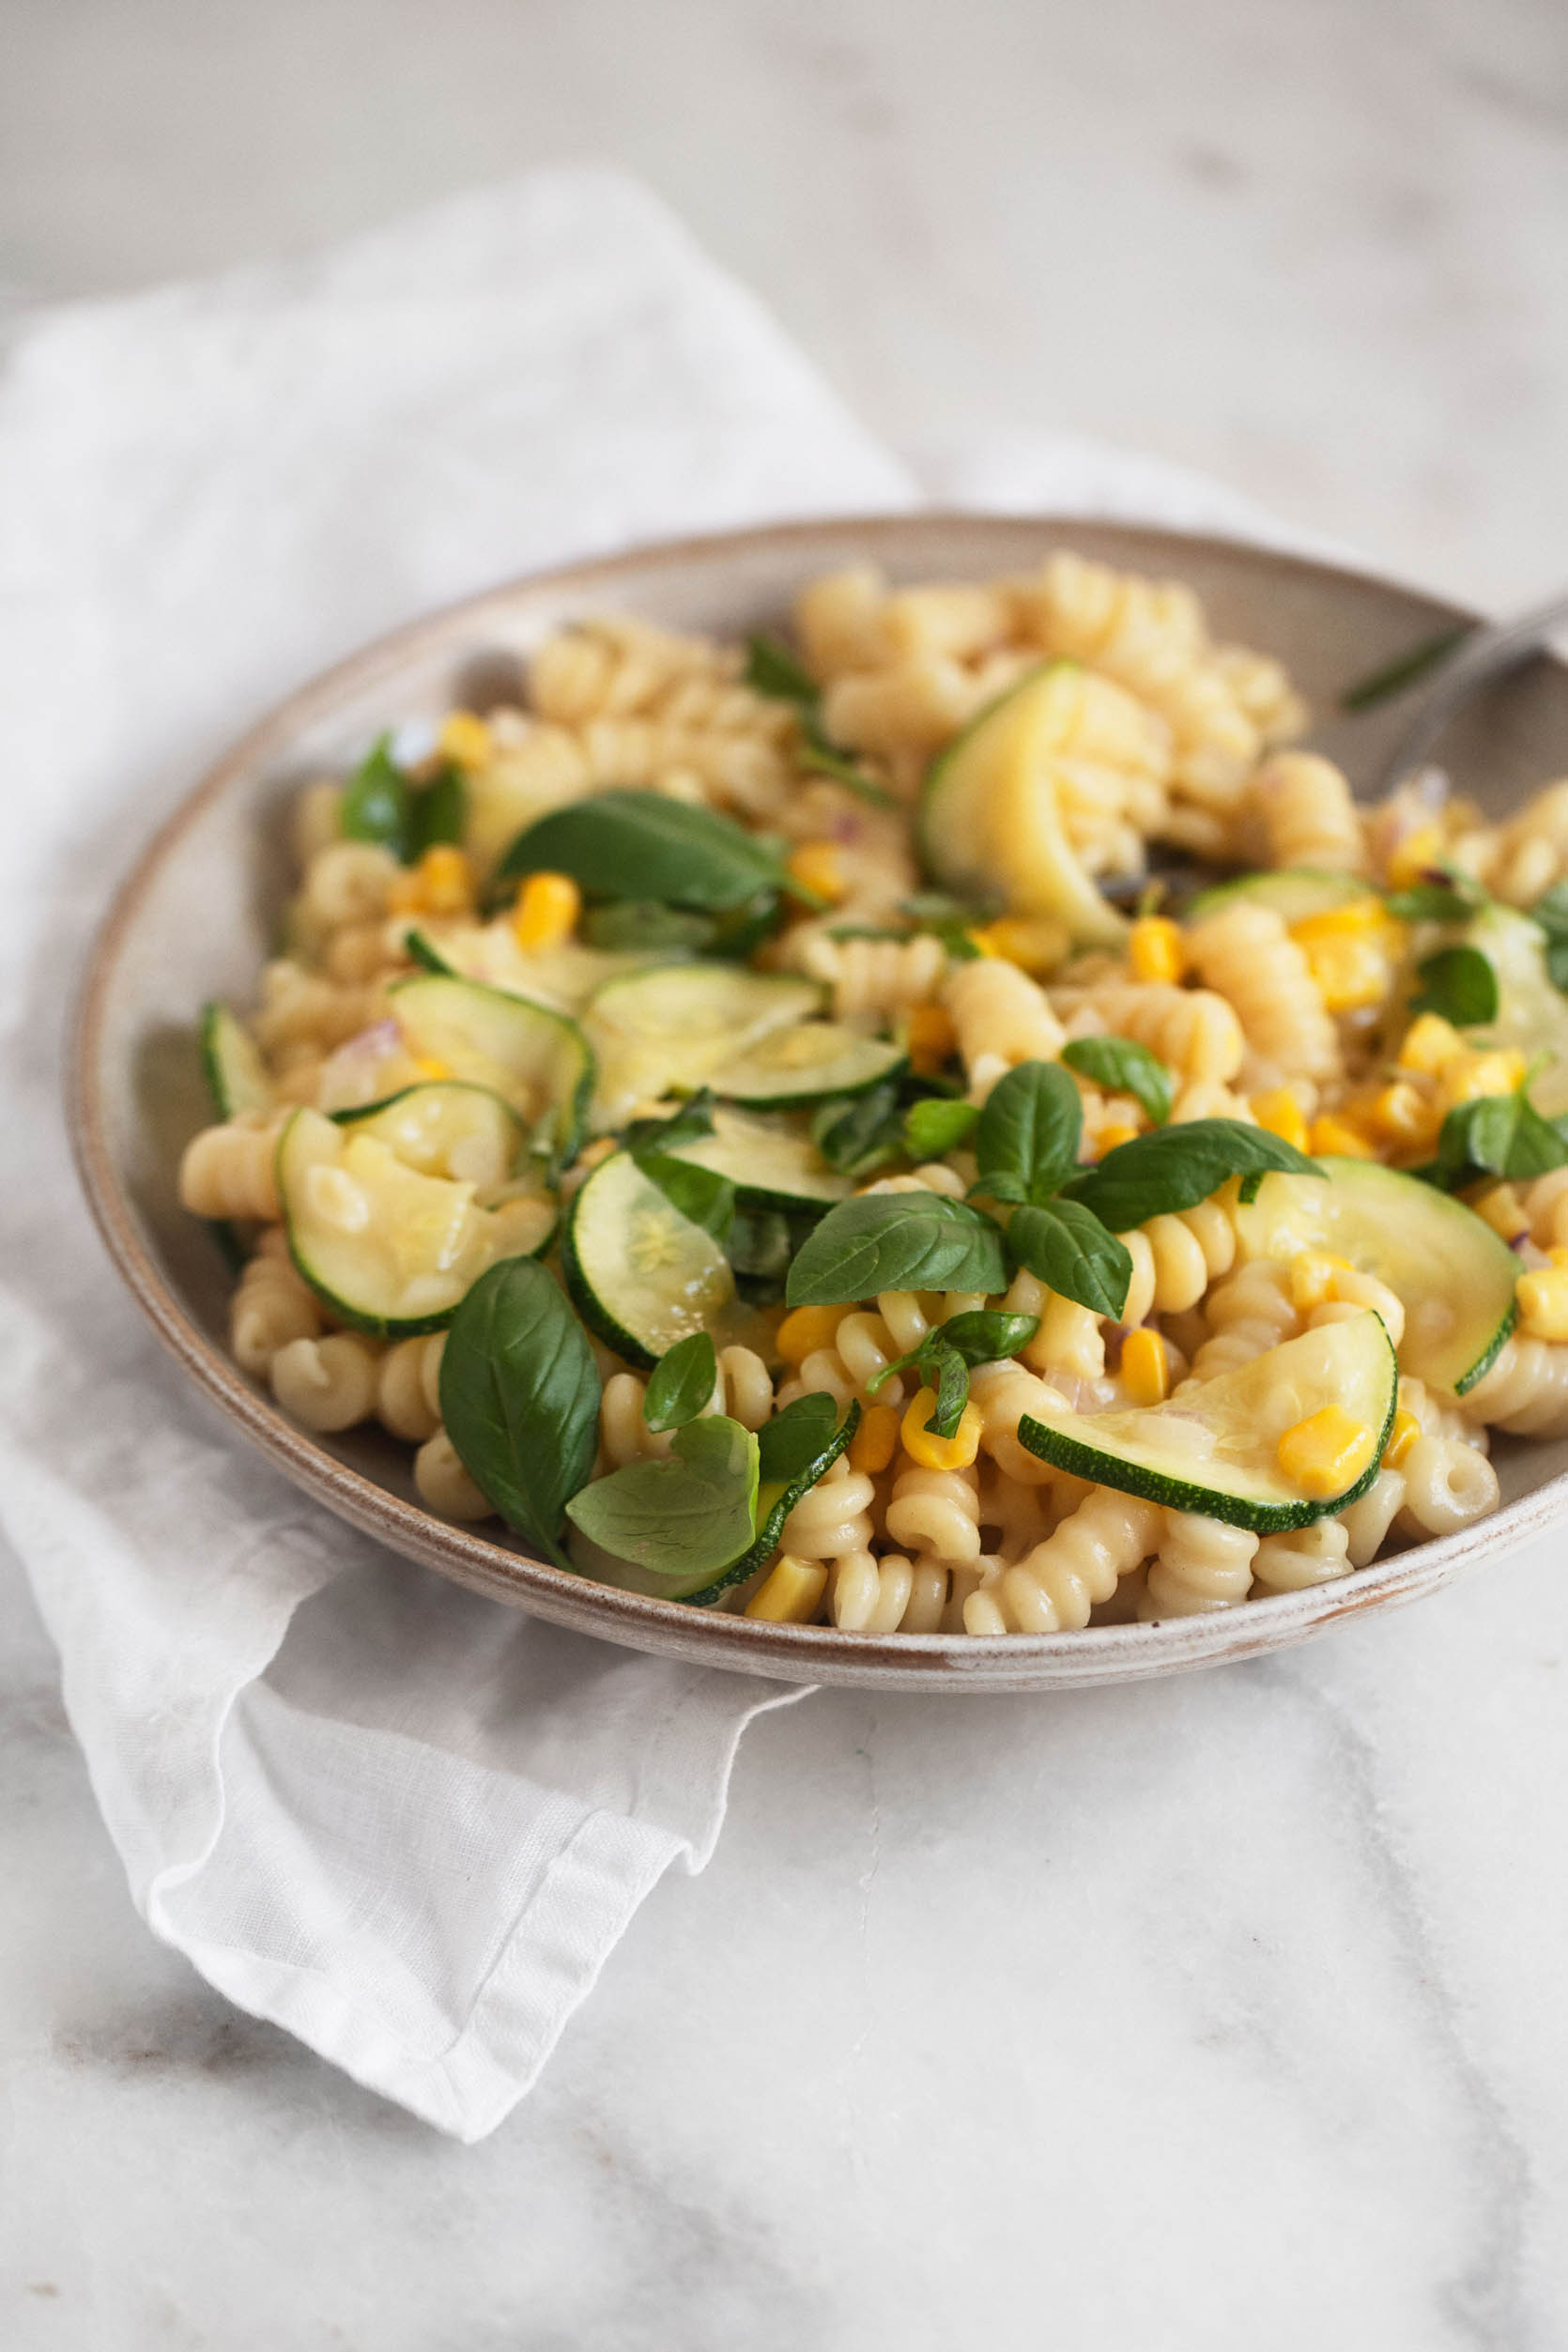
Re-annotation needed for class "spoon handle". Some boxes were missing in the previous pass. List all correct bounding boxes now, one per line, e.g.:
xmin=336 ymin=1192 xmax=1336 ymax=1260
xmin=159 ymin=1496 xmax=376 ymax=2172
xmin=1377 ymin=587 xmax=1568 ymax=795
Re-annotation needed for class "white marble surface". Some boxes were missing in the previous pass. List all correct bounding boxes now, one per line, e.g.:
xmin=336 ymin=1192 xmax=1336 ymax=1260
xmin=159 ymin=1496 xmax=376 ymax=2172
xmin=6 ymin=2 xmax=1568 ymax=2344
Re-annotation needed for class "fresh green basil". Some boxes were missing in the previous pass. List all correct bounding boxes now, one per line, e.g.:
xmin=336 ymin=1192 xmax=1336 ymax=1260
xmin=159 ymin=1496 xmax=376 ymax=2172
xmin=812 ymin=1083 xmax=904 ymax=1177
xmin=744 ymin=633 xmax=818 ymax=705
xmin=623 ymin=1091 xmax=716 ymax=1158
xmin=1061 ymin=1036 xmax=1174 ymax=1127
xmin=1007 ymin=1199 xmax=1133 ymax=1318
xmin=438 ymin=1257 xmax=601 ymax=1569
xmin=785 ymin=1191 xmax=1007 ymax=1306
xmin=1409 ymin=945 xmax=1498 ymax=1026
xmin=756 ymin=1390 xmax=839 ymax=1483
xmin=1339 ymin=624 xmax=1469 ymax=713
xmin=1063 ymin=1117 xmax=1320 ymax=1232
xmin=637 ymin=1152 xmax=736 ymax=1242
xmin=581 ymin=900 xmax=716 ymax=953
xmin=1424 ymin=1090 xmax=1568 ymax=1190
xmin=973 ymin=1060 xmax=1083 ymax=1207
xmin=565 ymin=1415 xmax=761 ymax=1582
xmin=744 ymin=635 xmax=894 ymax=805
xmin=866 ymin=1309 xmax=1039 ymax=1439
xmin=642 ymin=1331 xmax=718 ymax=1433
xmin=497 ymin=790 xmax=787 ymax=910
xmin=341 ymin=734 xmax=411 ymax=859
xmin=1531 ymin=883 xmax=1568 ymax=995
xmin=899 ymin=890 xmax=993 ymax=961
xmin=725 ymin=1205 xmax=799 ymax=1301
xmin=1384 ymin=877 xmax=1484 ymax=925
xmin=903 ymin=1096 xmax=978 ymax=1161
xmin=406 ymin=762 xmax=466 ymax=858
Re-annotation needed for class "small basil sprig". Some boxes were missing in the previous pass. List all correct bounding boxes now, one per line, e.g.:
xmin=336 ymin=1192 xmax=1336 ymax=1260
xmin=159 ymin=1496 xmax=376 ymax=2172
xmin=756 ymin=1391 xmax=840 ymax=1483
xmin=900 ymin=890 xmax=993 ymax=962
xmin=744 ymin=634 xmax=894 ymax=806
xmin=1384 ymin=876 xmax=1486 ymax=925
xmin=1007 ymin=1200 xmax=1134 ymax=1318
xmin=785 ymin=1191 xmax=1008 ymax=1306
xmin=637 ymin=1152 xmax=735 ymax=1242
xmin=812 ymin=1083 xmax=904 ymax=1177
xmin=340 ymin=738 xmax=468 ymax=867
xmin=972 ymin=1061 xmax=1083 ymax=1206
xmin=1421 ymin=1089 xmax=1568 ymax=1191
xmin=581 ymin=900 xmax=716 ymax=953
xmin=642 ymin=1331 xmax=718 ymax=1433
xmin=866 ymin=1309 xmax=1040 ymax=1439
xmin=1531 ymin=883 xmax=1568 ymax=995
xmin=623 ymin=1091 xmax=716 ymax=1158
xmin=1410 ymin=945 xmax=1498 ymax=1026
xmin=565 ymin=1416 xmax=761 ymax=1582
xmin=904 ymin=1096 xmax=978 ymax=1161
xmin=1061 ymin=1035 xmax=1174 ymax=1128
xmin=438 ymin=1258 xmax=601 ymax=1569
xmin=407 ymin=762 xmax=466 ymax=857
xmin=726 ymin=1205 xmax=807 ymax=1302
xmin=497 ymin=790 xmax=790 ymax=910
xmin=1063 ymin=1117 xmax=1321 ymax=1232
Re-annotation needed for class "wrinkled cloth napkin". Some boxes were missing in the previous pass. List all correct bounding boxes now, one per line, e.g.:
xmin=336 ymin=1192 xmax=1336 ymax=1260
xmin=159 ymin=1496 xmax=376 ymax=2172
xmin=0 ymin=167 xmax=1320 ymax=2142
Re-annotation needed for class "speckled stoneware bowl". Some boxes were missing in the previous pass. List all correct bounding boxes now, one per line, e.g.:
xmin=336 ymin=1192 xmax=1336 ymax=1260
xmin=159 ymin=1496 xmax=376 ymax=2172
xmin=69 ymin=515 xmax=1568 ymax=1690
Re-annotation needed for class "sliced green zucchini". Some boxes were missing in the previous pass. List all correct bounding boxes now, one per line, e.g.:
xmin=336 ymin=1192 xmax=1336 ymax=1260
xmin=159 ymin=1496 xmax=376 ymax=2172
xmin=406 ymin=919 xmax=683 ymax=1015
xmin=1185 ymin=868 xmax=1367 ymax=924
xmin=919 ymin=662 xmax=1127 ymax=947
xmin=709 ymin=1024 xmax=906 ymax=1106
xmin=1462 ymin=903 xmax=1568 ymax=1115
xmin=389 ymin=973 xmax=592 ymax=1160
xmin=582 ymin=963 xmax=821 ymax=1129
xmin=332 ymin=1082 xmax=526 ymax=1188
xmin=1020 ymin=1311 xmax=1397 ymax=1532
xmin=279 ymin=1107 xmax=555 ymax=1336
xmin=562 ymin=1147 xmax=736 ymax=1366
xmin=1232 ymin=1155 xmax=1517 ymax=1394
xmin=667 ymin=1107 xmax=853 ymax=1210
xmin=201 ymin=1003 xmax=272 ymax=1119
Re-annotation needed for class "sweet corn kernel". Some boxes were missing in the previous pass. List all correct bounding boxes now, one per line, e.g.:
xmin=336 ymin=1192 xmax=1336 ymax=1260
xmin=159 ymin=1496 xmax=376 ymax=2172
xmin=906 ymin=1001 xmax=957 ymax=1076
xmin=1473 ymin=1183 xmax=1527 ymax=1242
xmin=1290 ymin=1250 xmax=1354 ymax=1313
xmin=411 ymin=1055 xmax=451 ymax=1082
xmin=1308 ymin=1113 xmax=1378 ymax=1160
xmin=1515 ymin=1264 xmax=1568 ymax=1343
xmin=1291 ymin=897 xmax=1390 ymax=942
xmin=1091 ymin=1121 xmax=1140 ymax=1157
xmin=1276 ymin=1404 xmax=1377 ymax=1499
xmin=1130 ymin=915 xmax=1187 ymax=985
xmin=776 ymin=1304 xmax=847 ymax=1364
xmin=849 ymin=1401 xmax=900 ymax=1474
xmin=1250 ymin=1088 xmax=1310 ymax=1152
xmin=1398 ymin=1012 xmax=1465 ymax=1075
xmin=1437 ymin=1048 xmax=1527 ymax=1115
xmin=1121 ymin=1328 xmax=1170 ymax=1406
xmin=785 ymin=842 xmax=847 ymax=903
xmin=437 ymin=709 xmax=494 ymax=770
xmin=1382 ymin=1408 xmax=1422 ymax=1469
xmin=745 ymin=1554 xmax=829 ymax=1622
xmin=415 ymin=843 xmax=475 ymax=915
xmin=900 ymin=1388 xmax=985 ymax=1471
xmin=511 ymin=869 xmax=582 ymax=953
xmin=1295 ymin=929 xmax=1396 ymax=1013
xmin=1386 ymin=822 xmax=1446 ymax=892
xmin=1366 ymin=1081 xmax=1440 ymax=1152
xmin=970 ymin=915 xmax=1069 ymax=975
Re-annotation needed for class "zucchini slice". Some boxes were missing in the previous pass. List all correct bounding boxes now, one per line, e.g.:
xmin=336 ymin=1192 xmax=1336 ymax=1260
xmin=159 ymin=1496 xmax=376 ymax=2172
xmin=332 ymin=1081 xmax=527 ymax=1188
xmin=201 ymin=1003 xmax=272 ymax=1119
xmin=562 ymin=1147 xmax=736 ymax=1366
xmin=667 ymin=1107 xmax=853 ymax=1210
xmin=406 ymin=919 xmax=683 ymax=1015
xmin=279 ymin=1107 xmax=555 ymax=1336
xmin=1232 ymin=1156 xmax=1517 ymax=1394
xmin=1020 ymin=1312 xmax=1398 ymax=1532
xmin=1463 ymin=903 xmax=1568 ymax=1115
xmin=708 ymin=1024 xmax=906 ymax=1106
xmin=919 ymin=662 xmax=1128 ymax=947
xmin=1185 ymin=868 xmax=1367 ymax=925
xmin=582 ymin=963 xmax=821 ymax=1130
xmin=389 ymin=973 xmax=592 ymax=1161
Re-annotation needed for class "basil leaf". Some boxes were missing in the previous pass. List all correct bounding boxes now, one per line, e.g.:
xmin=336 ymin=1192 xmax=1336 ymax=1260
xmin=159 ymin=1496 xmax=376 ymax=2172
xmin=1385 ymin=879 xmax=1483 ymax=924
xmin=1064 ymin=1117 xmax=1321 ymax=1231
xmin=340 ymin=733 xmax=411 ymax=861
xmin=744 ymin=632 xmax=817 ymax=706
xmin=930 ymin=1308 xmax=1040 ymax=1365
xmin=497 ymin=790 xmax=786 ymax=910
xmin=812 ymin=1083 xmax=904 ymax=1177
xmin=1410 ymin=945 xmax=1499 ymax=1026
xmin=785 ymin=1192 xmax=1007 ymax=1306
xmin=638 ymin=1152 xmax=736 ymax=1242
xmin=926 ymin=1341 xmax=970 ymax=1439
xmin=1530 ymin=882 xmax=1568 ymax=996
xmin=745 ymin=635 xmax=893 ymax=804
xmin=642 ymin=1331 xmax=718 ymax=1434
xmin=438 ymin=1258 xmax=600 ymax=1568
xmin=725 ymin=1205 xmax=797 ymax=1300
xmin=1061 ymin=1036 xmax=1174 ymax=1128
xmin=623 ymin=1090 xmax=716 ymax=1158
xmin=564 ymin=1416 xmax=760 ymax=1581
xmin=406 ymin=762 xmax=466 ymax=858
xmin=1339 ymin=623 xmax=1470 ymax=713
xmin=1007 ymin=1200 xmax=1132 ymax=1318
xmin=903 ymin=1096 xmax=978 ymax=1161
xmin=756 ymin=1390 xmax=839 ymax=1484
xmin=974 ymin=1060 xmax=1083 ymax=1207
xmin=1431 ymin=1090 xmax=1568 ymax=1188
xmin=798 ymin=720 xmax=895 ymax=806
xmin=581 ymin=900 xmax=716 ymax=953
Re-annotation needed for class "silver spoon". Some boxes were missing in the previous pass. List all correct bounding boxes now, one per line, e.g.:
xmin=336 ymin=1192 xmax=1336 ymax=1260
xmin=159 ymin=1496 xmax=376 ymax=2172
xmin=1375 ymin=586 xmax=1568 ymax=796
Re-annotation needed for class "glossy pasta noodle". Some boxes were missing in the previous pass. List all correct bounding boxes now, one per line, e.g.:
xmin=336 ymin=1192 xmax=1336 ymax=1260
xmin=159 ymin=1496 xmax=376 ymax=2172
xmin=177 ymin=546 xmax=1568 ymax=1635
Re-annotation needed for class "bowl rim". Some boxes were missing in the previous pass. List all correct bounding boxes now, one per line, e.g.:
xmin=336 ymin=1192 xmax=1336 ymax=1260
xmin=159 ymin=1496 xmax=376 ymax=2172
xmin=66 ymin=509 xmax=1568 ymax=1689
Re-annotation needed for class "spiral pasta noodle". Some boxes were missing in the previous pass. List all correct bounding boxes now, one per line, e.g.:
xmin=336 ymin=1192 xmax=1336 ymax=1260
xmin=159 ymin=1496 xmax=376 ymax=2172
xmin=944 ymin=957 xmax=1067 ymax=1096
xmin=965 ymin=1486 xmax=1160 ymax=1634
xmin=1251 ymin=1520 xmax=1352 ymax=1594
xmin=793 ymin=930 xmax=949 ymax=1024
xmin=1249 ymin=751 xmax=1366 ymax=875
xmin=1144 ymin=1510 xmax=1258 ymax=1616
xmin=1058 ymin=983 xmax=1243 ymax=1088
xmin=1185 ymin=902 xmax=1339 ymax=1087
xmin=179 ymin=1118 xmax=285 ymax=1223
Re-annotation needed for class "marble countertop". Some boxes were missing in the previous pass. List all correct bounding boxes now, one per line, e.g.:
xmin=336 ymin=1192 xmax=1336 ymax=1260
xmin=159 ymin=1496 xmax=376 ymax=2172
xmin=6 ymin=3 xmax=1568 ymax=2344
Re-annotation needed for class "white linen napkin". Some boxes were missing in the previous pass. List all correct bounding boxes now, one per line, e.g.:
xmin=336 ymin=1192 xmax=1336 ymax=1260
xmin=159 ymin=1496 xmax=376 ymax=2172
xmin=0 ymin=166 xmax=1324 ymax=2142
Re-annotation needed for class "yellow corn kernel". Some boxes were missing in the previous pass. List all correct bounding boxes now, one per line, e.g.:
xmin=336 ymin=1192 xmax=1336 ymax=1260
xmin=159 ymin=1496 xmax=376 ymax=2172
xmin=1366 ymin=1080 xmax=1439 ymax=1152
xmin=1091 ymin=1121 xmax=1140 ymax=1158
xmin=1276 ymin=1404 xmax=1377 ymax=1499
xmin=1308 ymin=1113 xmax=1378 ymax=1161
xmin=415 ymin=843 xmax=475 ymax=915
xmin=785 ymin=842 xmax=847 ymax=903
xmin=437 ymin=709 xmax=494 ymax=770
xmin=849 ymin=1401 xmax=900 ymax=1474
xmin=1398 ymin=1012 xmax=1465 ymax=1075
xmin=1250 ymin=1088 xmax=1310 ymax=1152
xmin=1437 ymin=1048 xmax=1527 ymax=1115
xmin=411 ymin=1055 xmax=451 ymax=1082
xmin=1515 ymin=1264 xmax=1568 ymax=1344
xmin=1473 ymin=1183 xmax=1526 ymax=1242
xmin=1130 ymin=915 xmax=1187 ymax=985
xmin=1121 ymin=1328 xmax=1170 ymax=1406
xmin=511 ymin=869 xmax=582 ymax=953
xmin=900 ymin=1388 xmax=985 ymax=1471
xmin=906 ymin=1001 xmax=957 ymax=1076
xmin=1290 ymin=903 xmax=1399 ymax=1013
xmin=1291 ymin=897 xmax=1390 ymax=943
xmin=1289 ymin=1250 xmax=1354 ymax=1313
xmin=745 ymin=1554 xmax=829 ymax=1623
xmin=1386 ymin=822 xmax=1446 ymax=892
xmin=776 ymin=1303 xmax=847 ymax=1364
xmin=1381 ymin=1407 xmax=1422 ymax=1469
xmin=969 ymin=915 xmax=1069 ymax=975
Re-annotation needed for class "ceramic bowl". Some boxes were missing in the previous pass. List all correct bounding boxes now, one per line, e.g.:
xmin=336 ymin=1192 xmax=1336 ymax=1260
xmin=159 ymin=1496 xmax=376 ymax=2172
xmin=69 ymin=515 xmax=1568 ymax=1691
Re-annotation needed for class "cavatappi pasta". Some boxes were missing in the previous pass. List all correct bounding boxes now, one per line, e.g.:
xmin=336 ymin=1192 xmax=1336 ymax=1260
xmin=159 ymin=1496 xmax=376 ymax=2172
xmin=178 ymin=549 xmax=1568 ymax=1637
